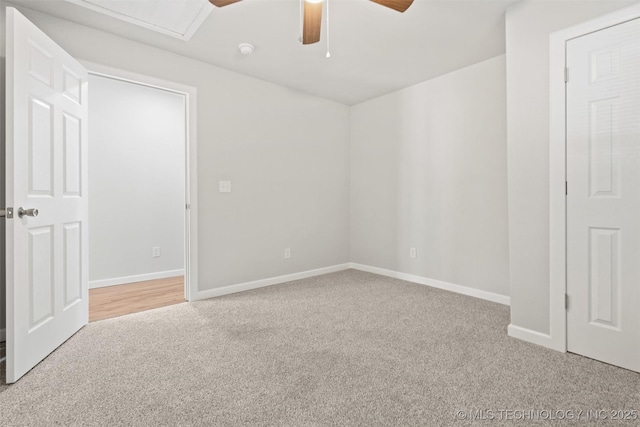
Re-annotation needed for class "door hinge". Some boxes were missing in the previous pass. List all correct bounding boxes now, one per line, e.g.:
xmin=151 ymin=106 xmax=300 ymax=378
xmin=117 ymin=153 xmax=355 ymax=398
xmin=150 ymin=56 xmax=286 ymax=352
xmin=565 ymin=181 xmax=568 ymax=195
xmin=185 ymin=203 xmax=190 ymax=210
xmin=564 ymin=67 xmax=569 ymax=83
xmin=565 ymin=294 xmax=569 ymax=310
xmin=0 ymin=207 xmax=14 ymax=219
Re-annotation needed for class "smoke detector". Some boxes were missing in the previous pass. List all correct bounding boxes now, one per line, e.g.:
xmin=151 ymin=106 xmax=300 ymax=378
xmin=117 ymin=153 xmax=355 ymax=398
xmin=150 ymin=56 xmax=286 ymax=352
xmin=238 ymin=43 xmax=254 ymax=55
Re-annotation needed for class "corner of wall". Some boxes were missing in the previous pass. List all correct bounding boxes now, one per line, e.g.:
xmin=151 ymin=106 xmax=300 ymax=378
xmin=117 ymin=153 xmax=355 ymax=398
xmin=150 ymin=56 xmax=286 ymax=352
xmin=0 ymin=1 xmax=7 ymax=336
xmin=507 ymin=324 xmax=558 ymax=350
xmin=347 ymin=104 xmax=354 ymax=263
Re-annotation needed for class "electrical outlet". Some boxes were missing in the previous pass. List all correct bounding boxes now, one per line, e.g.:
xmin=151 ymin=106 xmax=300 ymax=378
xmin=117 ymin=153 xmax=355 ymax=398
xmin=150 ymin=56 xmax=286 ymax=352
xmin=284 ymin=248 xmax=291 ymax=259
xmin=152 ymin=247 xmax=161 ymax=258
xmin=410 ymin=247 xmax=417 ymax=258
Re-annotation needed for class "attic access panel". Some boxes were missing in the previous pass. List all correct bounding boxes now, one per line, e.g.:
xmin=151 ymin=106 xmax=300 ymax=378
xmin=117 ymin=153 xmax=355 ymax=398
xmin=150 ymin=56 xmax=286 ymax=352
xmin=64 ymin=0 xmax=212 ymax=40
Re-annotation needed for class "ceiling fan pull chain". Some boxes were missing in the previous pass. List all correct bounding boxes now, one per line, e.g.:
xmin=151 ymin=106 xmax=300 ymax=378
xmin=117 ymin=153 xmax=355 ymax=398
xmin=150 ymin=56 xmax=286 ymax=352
xmin=326 ymin=0 xmax=331 ymax=58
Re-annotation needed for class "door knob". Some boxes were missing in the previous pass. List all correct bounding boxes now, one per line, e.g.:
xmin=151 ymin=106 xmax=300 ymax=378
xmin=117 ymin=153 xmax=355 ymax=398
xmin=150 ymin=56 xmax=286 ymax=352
xmin=18 ymin=207 xmax=39 ymax=218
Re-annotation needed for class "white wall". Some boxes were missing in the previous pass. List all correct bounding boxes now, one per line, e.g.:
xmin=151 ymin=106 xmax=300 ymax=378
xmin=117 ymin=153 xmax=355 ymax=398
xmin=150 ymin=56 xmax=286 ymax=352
xmin=0 ymin=5 xmax=351 ymax=296
xmin=506 ymin=0 xmax=637 ymax=335
xmin=350 ymin=55 xmax=509 ymax=297
xmin=88 ymin=75 xmax=185 ymax=285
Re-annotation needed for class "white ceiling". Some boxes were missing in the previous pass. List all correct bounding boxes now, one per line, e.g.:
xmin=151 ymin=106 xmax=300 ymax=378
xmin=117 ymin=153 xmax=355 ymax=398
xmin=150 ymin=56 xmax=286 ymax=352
xmin=11 ymin=0 xmax=519 ymax=105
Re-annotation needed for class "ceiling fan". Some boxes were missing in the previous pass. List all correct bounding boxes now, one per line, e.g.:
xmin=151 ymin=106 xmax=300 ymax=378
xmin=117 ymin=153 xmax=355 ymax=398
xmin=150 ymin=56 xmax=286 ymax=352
xmin=208 ymin=0 xmax=414 ymax=45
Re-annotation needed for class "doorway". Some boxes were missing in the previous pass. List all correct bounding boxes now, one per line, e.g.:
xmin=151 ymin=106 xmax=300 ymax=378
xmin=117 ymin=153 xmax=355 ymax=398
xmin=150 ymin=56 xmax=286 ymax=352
xmin=85 ymin=70 xmax=192 ymax=322
xmin=564 ymin=17 xmax=640 ymax=371
xmin=3 ymin=8 xmax=199 ymax=383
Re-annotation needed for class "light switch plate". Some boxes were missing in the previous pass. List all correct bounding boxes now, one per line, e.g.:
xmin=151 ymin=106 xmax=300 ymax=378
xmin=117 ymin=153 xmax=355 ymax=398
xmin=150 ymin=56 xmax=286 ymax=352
xmin=219 ymin=180 xmax=231 ymax=193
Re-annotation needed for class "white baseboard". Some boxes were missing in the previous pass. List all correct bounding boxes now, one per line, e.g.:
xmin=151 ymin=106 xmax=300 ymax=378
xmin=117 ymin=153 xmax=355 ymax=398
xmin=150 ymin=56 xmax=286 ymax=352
xmin=193 ymin=263 xmax=351 ymax=301
xmin=192 ymin=262 xmax=509 ymax=307
xmin=507 ymin=324 xmax=560 ymax=349
xmin=349 ymin=263 xmax=510 ymax=306
xmin=89 ymin=269 xmax=185 ymax=289
xmin=0 ymin=328 xmax=5 ymax=343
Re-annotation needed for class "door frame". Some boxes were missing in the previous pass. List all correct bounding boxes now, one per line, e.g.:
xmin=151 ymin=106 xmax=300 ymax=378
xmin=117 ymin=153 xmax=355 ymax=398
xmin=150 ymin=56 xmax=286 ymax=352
xmin=549 ymin=2 xmax=640 ymax=353
xmin=81 ymin=61 xmax=199 ymax=301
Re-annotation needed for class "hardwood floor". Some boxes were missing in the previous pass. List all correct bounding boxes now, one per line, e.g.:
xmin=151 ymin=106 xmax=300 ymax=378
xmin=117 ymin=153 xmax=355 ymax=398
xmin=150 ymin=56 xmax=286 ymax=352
xmin=89 ymin=276 xmax=185 ymax=322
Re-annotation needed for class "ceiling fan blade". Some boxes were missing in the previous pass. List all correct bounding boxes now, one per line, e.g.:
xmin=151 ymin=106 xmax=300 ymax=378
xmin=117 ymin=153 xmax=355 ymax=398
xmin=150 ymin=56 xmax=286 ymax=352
xmin=369 ymin=0 xmax=414 ymax=13
xmin=209 ymin=0 xmax=242 ymax=7
xmin=303 ymin=0 xmax=323 ymax=45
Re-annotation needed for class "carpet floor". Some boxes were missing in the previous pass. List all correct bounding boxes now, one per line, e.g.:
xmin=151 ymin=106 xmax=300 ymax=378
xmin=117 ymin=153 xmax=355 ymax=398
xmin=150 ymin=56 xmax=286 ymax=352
xmin=0 ymin=270 xmax=638 ymax=426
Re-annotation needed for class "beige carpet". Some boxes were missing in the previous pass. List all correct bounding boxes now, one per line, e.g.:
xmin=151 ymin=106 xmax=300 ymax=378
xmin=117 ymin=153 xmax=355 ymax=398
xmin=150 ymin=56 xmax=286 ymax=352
xmin=0 ymin=270 xmax=638 ymax=426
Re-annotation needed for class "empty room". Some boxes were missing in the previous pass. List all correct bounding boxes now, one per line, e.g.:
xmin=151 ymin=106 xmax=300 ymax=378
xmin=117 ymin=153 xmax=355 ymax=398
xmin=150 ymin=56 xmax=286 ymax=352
xmin=1 ymin=0 xmax=640 ymax=425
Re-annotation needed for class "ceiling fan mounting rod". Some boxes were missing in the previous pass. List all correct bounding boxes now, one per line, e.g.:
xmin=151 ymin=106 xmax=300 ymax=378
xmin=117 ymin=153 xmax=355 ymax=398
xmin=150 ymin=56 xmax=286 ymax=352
xmin=325 ymin=0 xmax=330 ymax=58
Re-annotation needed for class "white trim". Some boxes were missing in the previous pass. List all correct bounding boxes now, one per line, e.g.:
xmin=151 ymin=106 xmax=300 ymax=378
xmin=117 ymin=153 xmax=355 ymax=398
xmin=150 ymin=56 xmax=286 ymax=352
xmin=89 ymin=269 xmax=185 ymax=289
xmin=549 ymin=30 xmax=568 ymax=353
xmin=549 ymin=2 xmax=640 ymax=354
xmin=349 ymin=263 xmax=510 ymax=306
xmin=192 ymin=264 xmax=351 ymax=301
xmin=79 ymin=60 xmax=199 ymax=302
xmin=0 ymin=329 xmax=5 ymax=343
xmin=507 ymin=324 xmax=556 ymax=349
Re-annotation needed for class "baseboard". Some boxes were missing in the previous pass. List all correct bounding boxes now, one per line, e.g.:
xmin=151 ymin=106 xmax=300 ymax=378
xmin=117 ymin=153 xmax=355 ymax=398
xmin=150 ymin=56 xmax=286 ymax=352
xmin=192 ymin=262 xmax=509 ymax=306
xmin=507 ymin=324 xmax=559 ymax=349
xmin=193 ymin=263 xmax=351 ymax=301
xmin=349 ymin=263 xmax=510 ymax=306
xmin=0 ymin=328 xmax=5 ymax=343
xmin=89 ymin=269 xmax=185 ymax=289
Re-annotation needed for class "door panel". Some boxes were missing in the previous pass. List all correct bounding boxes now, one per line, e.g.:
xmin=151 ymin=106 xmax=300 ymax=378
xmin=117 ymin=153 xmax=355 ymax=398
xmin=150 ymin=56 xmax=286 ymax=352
xmin=63 ymin=222 xmax=82 ymax=309
xmin=588 ymin=227 xmax=620 ymax=329
xmin=567 ymin=17 xmax=640 ymax=372
xmin=588 ymin=98 xmax=619 ymax=197
xmin=6 ymin=7 xmax=89 ymax=383
xmin=63 ymin=113 xmax=82 ymax=196
xmin=28 ymin=97 xmax=54 ymax=196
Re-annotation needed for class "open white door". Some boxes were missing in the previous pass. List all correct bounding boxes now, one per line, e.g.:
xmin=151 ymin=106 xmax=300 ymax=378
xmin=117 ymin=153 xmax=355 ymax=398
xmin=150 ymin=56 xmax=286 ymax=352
xmin=5 ymin=7 xmax=89 ymax=383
